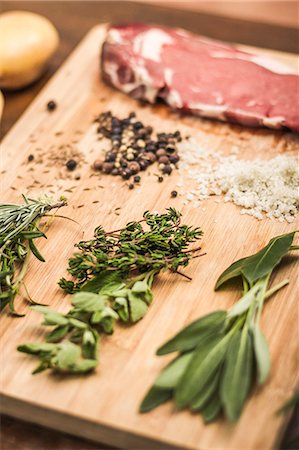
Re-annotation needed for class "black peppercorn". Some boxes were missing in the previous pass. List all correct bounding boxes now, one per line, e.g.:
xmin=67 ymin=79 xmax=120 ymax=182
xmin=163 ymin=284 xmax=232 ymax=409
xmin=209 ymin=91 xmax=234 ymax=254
xmin=166 ymin=146 xmax=175 ymax=154
xmin=171 ymin=190 xmax=178 ymax=198
xmin=66 ymin=159 xmax=77 ymax=171
xmin=128 ymin=183 xmax=134 ymax=190
xmin=47 ymin=100 xmax=57 ymax=111
xmin=134 ymin=175 xmax=141 ymax=183
xmin=133 ymin=121 xmax=143 ymax=130
xmin=121 ymin=169 xmax=131 ymax=180
xmin=162 ymin=165 xmax=172 ymax=175
xmin=139 ymin=160 xmax=149 ymax=170
xmin=27 ymin=154 xmax=34 ymax=162
xmin=105 ymin=152 xmax=116 ymax=162
xmin=158 ymin=176 xmax=164 ymax=182
xmin=111 ymin=168 xmax=119 ymax=176
xmin=120 ymin=159 xmax=128 ymax=168
xmin=145 ymin=142 xmax=157 ymax=152
xmin=169 ymin=154 xmax=180 ymax=164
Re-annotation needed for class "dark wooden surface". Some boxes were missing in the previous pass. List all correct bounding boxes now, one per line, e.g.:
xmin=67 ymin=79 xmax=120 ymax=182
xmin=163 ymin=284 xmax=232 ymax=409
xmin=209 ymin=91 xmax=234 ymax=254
xmin=1 ymin=2 xmax=298 ymax=449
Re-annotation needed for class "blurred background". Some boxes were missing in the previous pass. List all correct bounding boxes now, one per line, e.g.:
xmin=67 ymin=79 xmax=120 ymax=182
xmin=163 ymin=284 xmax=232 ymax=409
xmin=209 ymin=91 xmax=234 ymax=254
xmin=1 ymin=1 xmax=298 ymax=449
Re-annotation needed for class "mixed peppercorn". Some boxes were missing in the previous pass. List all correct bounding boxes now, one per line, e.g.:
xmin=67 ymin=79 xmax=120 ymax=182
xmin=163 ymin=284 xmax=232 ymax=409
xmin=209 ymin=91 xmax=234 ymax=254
xmin=93 ymin=111 xmax=181 ymax=185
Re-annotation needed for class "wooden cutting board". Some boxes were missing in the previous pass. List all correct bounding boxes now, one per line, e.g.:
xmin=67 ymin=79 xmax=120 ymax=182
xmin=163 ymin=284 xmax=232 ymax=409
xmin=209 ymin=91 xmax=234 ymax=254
xmin=1 ymin=25 xmax=298 ymax=450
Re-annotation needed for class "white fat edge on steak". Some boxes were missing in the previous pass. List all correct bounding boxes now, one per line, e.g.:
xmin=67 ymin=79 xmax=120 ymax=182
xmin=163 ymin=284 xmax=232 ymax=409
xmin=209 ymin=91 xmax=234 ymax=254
xmin=210 ymin=50 xmax=297 ymax=75
xmin=133 ymin=29 xmax=173 ymax=62
xmin=166 ymin=90 xmax=184 ymax=109
xmin=106 ymin=28 xmax=124 ymax=44
xmin=164 ymin=68 xmax=173 ymax=85
xmin=186 ymin=102 xmax=285 ymax=128
xmin=103 ymin=60 xmax=158 ymax=102
xmin=262 ymin=116 xmax=287 ymax=129
xmin=187 ymin=102 xmax=227 ymax=120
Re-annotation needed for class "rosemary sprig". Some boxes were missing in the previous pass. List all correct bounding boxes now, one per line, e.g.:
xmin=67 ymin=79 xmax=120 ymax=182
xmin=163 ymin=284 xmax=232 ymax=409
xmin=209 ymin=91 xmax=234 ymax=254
xmin=18 ymin=208 xmax=203 ymax=373
xmin=140 ymin=231 xmax=298 ymax=423
xmin=0 ymin=195 xmax=67 ymax=315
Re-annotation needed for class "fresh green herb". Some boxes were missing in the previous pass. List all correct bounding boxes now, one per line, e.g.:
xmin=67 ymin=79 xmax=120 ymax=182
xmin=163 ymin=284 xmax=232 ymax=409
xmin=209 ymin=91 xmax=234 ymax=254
xmin=18 ymin=208 xmax=203 ymax=373
xmin=140 ymin=231 xmax=298 ymax=422
xmin=0 ymin=195 xmax=66 ymax=315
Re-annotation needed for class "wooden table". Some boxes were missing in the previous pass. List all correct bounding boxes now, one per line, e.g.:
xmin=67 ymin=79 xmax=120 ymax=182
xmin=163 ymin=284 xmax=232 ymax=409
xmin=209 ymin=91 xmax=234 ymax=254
xmin=1 ymin=2 xmax=298 ymax=449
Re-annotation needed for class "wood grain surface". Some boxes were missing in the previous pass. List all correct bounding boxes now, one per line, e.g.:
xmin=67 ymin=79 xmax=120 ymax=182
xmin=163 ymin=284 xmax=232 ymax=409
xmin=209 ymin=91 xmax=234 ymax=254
xmin=1 ymin=24 xmax=298 ymax=450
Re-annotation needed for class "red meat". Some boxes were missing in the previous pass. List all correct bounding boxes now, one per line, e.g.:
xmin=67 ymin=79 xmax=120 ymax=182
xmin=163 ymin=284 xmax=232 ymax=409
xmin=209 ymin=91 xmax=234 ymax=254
xmin=101 ymin=24 xmax=299 ymax=133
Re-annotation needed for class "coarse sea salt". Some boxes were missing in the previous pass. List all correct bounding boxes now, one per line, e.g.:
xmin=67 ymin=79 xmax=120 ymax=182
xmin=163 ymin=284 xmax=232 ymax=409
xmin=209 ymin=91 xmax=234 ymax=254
xmin=177 ymin=138 xmax=299 ymax=223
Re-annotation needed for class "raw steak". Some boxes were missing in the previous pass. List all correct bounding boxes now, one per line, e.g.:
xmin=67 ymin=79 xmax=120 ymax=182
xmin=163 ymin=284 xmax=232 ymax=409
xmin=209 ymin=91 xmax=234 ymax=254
xmin=101 ymin=24 xmax=299 ymax=133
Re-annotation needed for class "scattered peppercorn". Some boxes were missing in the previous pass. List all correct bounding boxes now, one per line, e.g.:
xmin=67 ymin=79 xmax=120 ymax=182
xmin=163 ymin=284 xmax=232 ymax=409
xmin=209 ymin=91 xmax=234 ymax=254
xmin=134 ymin=175 xmax=141 ymax=183
xmin=93 ymin=111 xmax=182 ymax=187
xmin=47 ymin=100 xmax=57 ymax=112
xmin=158 ymin=176 xmax=164 ymax=183
xmin=128 ymin=183 xmax=134 ymax=190
xmin=171 ymin=190 xmax=178 ymax=198
xmin=162 ymin=165 xmax=172 ymax=175
xmin=66 ymin=159 xmax=77 ymax=171
xmin=158 ymin=156 xmax=169 ymax=164
xmin=27 ymin=154 xmax=34 ymax=162
xmin=102 ymin=162 xmax=114 ymax=174
xmin=93 ymin=159 xmax=104 ymax=171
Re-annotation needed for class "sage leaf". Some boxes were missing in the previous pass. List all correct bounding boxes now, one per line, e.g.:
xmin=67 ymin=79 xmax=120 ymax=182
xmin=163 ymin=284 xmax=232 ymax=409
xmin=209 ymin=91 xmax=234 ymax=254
xmin=220 ymin=329 xmax=253 ymax=422
xmin=201 ymin=391 xmax=222 ymax=423
xmin=157 ymin=311 xmax=227 ymax=355
xmin=175 ymin=333 xmax=229 ymax=408
xmin=139 ymin=386 xmax=172 ymax=413
xmin=191 ymin=368 xmax=221 ymax=411
xmin=155 ymin=352 xmax=194 ymax=389
xmin=215 ymin=231 xmax=296 ymax=289
xmin=252 ymin=324 xmax=270 ymax=385
xmin=227 ymin=283 xmax=261 ymax=320
xmin=215 ymin=255 xmax=251 ymax=290
xmin=242 ymin=232 xmax=296 ymax=285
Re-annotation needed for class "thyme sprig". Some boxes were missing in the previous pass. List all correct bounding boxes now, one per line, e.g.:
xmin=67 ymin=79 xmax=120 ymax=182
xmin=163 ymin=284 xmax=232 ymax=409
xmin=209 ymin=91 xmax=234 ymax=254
xmin=0 ymin=195 xmax=67 ymax=315
xmin=18 ymin=208 xmax=203 ymax=373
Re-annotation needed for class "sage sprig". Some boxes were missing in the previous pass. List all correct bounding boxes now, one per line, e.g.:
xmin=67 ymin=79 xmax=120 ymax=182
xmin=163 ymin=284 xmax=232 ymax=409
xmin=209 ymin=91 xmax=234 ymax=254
xmin=0 ymin=195 xmax=66 ymax=315
xmin=18 ymin=209 xmax=203 ymax=373
xmin=140 ymin=231 xmax=298 ymax=422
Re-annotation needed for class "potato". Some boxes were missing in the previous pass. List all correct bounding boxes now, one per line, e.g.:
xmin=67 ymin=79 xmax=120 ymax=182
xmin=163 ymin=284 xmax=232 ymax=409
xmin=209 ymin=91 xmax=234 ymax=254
xmin=0 ymin=11 xmax=59 ymax=89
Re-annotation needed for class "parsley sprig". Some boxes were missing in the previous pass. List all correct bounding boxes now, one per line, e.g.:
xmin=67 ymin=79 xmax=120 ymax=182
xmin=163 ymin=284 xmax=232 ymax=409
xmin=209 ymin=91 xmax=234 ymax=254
xmin=18 ymin=208 xmax=203 ymax=374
